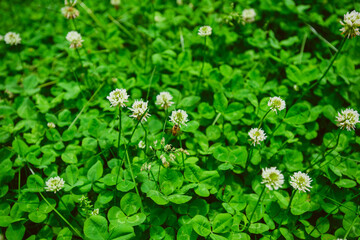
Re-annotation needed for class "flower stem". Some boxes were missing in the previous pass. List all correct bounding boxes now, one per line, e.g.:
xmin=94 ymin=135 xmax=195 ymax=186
xmin=178 ymin=135 xmax=185 ymax=170
xmin=212 ymin=112 xmax=222 ymax=126
xmin=306 ymin=129 xmax=342 ymax=171
xmin=118 ymin=107 xmax=122 ymax=157
xmin=246 ymin=186 xmax=266 ymax=230
xmin=56 ymin=194 xmax=82 ymax=228
xmin=39 ymin=192 xmax=83 ymax=238
xmin=278 ymin=190 xmax=296 ymax=227
xmin=114 ymin=107 xmax=122 ymax=205
xmin=124 ymin=146 xmax=144 ymax=212
xmin=245 ymin=147 xmax=254 ymax=170
xmin=146 ymin=67 xmax=156 ymax=101
xmin=196 ymin=36 xmax=207 ymax=94
xmin=141 ymin=122 xmax=148 ymax=155
xmin=344 ymin=215 xmax=359 ymax=239
xmin=293 ymin=37 xmax=347 ymax=105
xmin=258 ymin=109 xmax=271 ymax=129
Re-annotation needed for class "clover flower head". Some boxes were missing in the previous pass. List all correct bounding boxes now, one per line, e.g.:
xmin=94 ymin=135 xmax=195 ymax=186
xmin=47 ymin=122 xmax=56 ymax=129
xmin=160 ymin=137 xmax=165 ymax=146
xmin=261 ymin=167 xmax=284 ymax=190
xmin=198 ymin=26 xmax=212 ymax=37
xmin=138 ymin=140 xmax=145 ymax=149
xmin=91 ymin=209 xmax=99 ymax=216
xmin=160 ymin=154 xmax=169 ymax=167
xmin=66 ymin=31 xmax=84 ymax=49
xmin=340 ymin=10 xmax=360 ymax=38
xmin=107 ymin=88 xmax=129 ymax=108
xmin=268 ymin=96 xmax=286 ymax=113
xmin=290 ymin=171 xmax=312 ymax=192
xmin=248 ymin=128 xmax=267 ymax=146
xmin=61 ymin=6 xmax=80 ymax=19
xmin=155 ymin=92 xmax=174 ymax=109
xmin=45 ymin=176 xmax=65 ymax=193
xmin=169 ymin=109 xmax=189 ymax=127
xmin=242 ymin=8 xmax=256 ymax=24
xmin=141 ymin=162 xmax=151 ymax=171
xmin=111 ymin=0 xmax=121 ymax=6
xmin=129 ymin=99 xmax=150 ymax=122
xmin=4 ymin=32 xmax=21 ymax=45
xmin=336 ymin=108 xmax=360 ymax=131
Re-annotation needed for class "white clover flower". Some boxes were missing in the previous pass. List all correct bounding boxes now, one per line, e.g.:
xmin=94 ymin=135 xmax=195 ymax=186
xmin=164 ymin=144 xmax=172 ymax=152
xmin=242 ymin=8 xmax=256 ymax=24
xmin=155 ymin=92 xmax=174 ymax=109
xmin=129 ymin=99 xmax=151 ymax=122
xmin=4 ymin=32 xmax=21 ymax=46
xmin=45 ymin=176 xmax=65 ymax=193
xmin=169 ymin=109 xmax=189 ymax=127
xmin=107 ymin=88 xmax=129 ymax=108
xmin=138 ymin=140 xmax=145 ymax=149
xmin=66 ymin=31 xmax=84 ymax=49
xmin=169 ymin=153 xmax=176 ymax=162
xmin=290 ymin=171 xmax=312 ymax=193
xmin=61 ymin=6 xmax=80 ymax=19
xmin=160 ymin=154 xmax=169 ymax=167
xmin=160 ymin=137 xmax=165 ymax=146
xmin=248 ymin=128 xmax=267 ymax=146
xmin=47 ymin=122 xmax=56 ymax=129
xmin=261 ymin=167 xmax=284 ymax=190
xmin=198 ymin=26 xmax=212 ymax=37
xmin=268 ymin=96 xmax=286 ymax=114
xmin=110 ymin=0 xmax=121 ymax=6
xmin=336 ymin=108 xmax=360 ymax=131
xmin=91 ymin=208 xmax=99 ymax=216
xmin=141 ymin=162 xmax=151 ymax=171
xmin=340 ymin=10 xmax=360 ymax=38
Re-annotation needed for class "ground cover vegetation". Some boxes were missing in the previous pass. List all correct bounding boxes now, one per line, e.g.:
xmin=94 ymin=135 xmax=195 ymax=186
xmin=1 ymin=0 xmax=360 ymax=239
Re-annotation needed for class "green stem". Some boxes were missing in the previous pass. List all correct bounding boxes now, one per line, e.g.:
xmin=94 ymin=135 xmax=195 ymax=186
xmin=114 ymin=107 xmax=122 ymax=205
xmin=265 ymin=120 xmax=284 ymax=146
xmin=307 ymin=129 xmax=342 ymax=171
xmin=141 ymin=123 xmax=148 ymax=155
xmin=146 ymin=67 xmax=156 ymax=101
xmin=68 ymin=81 xmax=105 ymax=129
xmin=57 ymin=194 xmax=82 ymax=228
xmin=245 ymin=147 xmax=254 ymax=170
xmin=246 ymin=186 xmax=266 ymax=230
xmin=178 ymin=135 xmax=185 ymax=170
xmin=212 ymin=112 xmax=222 ymax=126
xmin=124 ymin=146 xmax=144 ymax=212
xmin=258 ymin=109 xmax=271 ymax=129
xmin=196 ymin=36 xmax=207 ymax=94
xmin=278 ymin=190 xmax=296 ymax=227
xmin=39 ymin=192 xmax=83 ymax=238
xmin=293 ymin=37 xmax=346 ymax=105
xmin=118 ymin=107 xmax=122 ymax=157
xmin=344 ymin=215 xmax=359 ymax=239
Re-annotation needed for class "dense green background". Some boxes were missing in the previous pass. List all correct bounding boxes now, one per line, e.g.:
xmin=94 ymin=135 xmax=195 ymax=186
xmin=1 ymin=0 xmax=360 ymax=239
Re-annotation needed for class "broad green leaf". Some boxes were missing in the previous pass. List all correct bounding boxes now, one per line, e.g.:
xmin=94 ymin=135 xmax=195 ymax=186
xmin=213 ymin=92 xmax=228 ymax=113
xmin=84 ymin=216 xmax=109 ymax=240
xmin=191 ymin=215 xmax=211 ymax=237
xmin=147 ymin=190 xmax=169 ymax=205
xmin=285 ymin=103 xmax=310 ymax=125
xmin=120 ymin=193 xmax=141 ymax=216
xmin=212 ymin=213 xmax=233 ymax=233
xmin=248 ymin=223 xmax=269 ymax=234
xmin=87 ymin=161 xmax=103 ymax=182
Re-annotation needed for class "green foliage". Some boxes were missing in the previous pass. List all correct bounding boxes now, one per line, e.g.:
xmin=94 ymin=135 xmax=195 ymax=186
xmin=1 ymin=0 xmax=360 ymax=239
